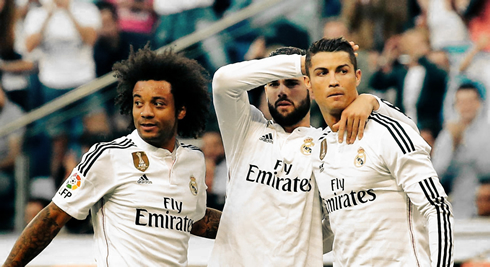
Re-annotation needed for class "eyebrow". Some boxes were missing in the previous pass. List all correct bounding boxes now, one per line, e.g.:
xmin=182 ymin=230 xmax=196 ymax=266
xmin=314 ymin=64 xmax=350 ymax=71
xmin=132 ymin=94 xmax=167 ymax=101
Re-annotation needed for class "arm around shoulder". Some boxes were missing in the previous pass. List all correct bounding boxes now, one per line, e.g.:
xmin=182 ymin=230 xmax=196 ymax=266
xmin=191 ymin=208 xmax=222 ymax=239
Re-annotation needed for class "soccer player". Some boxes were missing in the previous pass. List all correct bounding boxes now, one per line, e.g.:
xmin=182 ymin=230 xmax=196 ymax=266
xmin=307 ymin=37 xmax=454 ymax=266
xmin=209 ymin=46 xmax=416 ymax=266
xmin=3 ymin=47 xmax=221 ymax=267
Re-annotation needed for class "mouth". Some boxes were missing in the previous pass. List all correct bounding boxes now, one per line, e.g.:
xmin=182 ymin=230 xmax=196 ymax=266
xmin=275 ymin=100 xmax=293 ymax=108
xmin=139 ymin=122 xmax=157 ymax=131
xmin=327 ymin=91 xmax=344 ymax=98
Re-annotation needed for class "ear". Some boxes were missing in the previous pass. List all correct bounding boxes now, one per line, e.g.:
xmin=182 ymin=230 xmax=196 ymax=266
xmin=177 ymin=106 xmax=186 ymax=120
xmin=355 ymin=69 xmax=362 ymax=87
xmin=304 ymin=76 xmax=314 ymax=100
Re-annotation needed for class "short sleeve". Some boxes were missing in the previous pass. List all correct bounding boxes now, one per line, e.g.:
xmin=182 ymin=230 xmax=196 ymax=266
xmin=52 ymin=144 xmax=116 ymax=220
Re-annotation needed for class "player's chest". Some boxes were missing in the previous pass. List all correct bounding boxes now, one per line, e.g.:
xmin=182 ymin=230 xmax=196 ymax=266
xmin=109 ymin=152 xmax=203 ymax=216
xmin=314 ymin=142 xmax=389 ymax=197
xmin=247 ymin=130 xmax=317 ymax=171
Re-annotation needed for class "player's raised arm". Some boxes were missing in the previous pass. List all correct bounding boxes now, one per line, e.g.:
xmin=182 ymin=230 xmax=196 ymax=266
xmin=3 ymin=202 xmax=72 ymax=267
xmin=190 ymin=208 xmax=222 ymax=239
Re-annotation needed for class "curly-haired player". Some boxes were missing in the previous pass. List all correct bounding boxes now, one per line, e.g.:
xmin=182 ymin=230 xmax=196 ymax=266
xmin=3 ymin=47 xmax=220 ymax=267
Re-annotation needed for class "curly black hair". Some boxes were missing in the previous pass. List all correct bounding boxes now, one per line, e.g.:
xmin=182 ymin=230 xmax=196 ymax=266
xmin=113 ymin=46 xmax=211 ymax=138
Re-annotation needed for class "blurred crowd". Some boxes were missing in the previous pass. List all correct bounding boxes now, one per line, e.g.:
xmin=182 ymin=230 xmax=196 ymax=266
xmin=1 ymin=0 xmax=490 ymax=240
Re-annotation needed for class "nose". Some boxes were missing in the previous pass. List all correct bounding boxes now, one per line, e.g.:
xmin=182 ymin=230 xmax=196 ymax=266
xmin=140 ymin=104 xmax=154 ymax=118
xmin=328 ymin=73 xmax=339 ymax=87
xmin=277 ymin=83 xmax=289 ymax=97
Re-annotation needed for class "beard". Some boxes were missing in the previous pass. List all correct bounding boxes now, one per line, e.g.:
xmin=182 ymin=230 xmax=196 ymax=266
xmin=268 ymin=93 xmax=311 ymax=128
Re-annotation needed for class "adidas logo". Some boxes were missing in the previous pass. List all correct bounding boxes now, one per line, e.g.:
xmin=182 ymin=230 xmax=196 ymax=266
xmin=137 ymin=174 xmax=152 ymax=184
xmin=259 ymin=133 xmax=273 ymax=144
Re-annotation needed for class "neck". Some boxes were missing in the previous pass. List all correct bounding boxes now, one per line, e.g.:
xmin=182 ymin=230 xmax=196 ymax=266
xmin=162 ymin=138 xmax=177 ymax=152
xmin=321 ymin=110 xmax=342 ymax=131
xmin=282 ymin=113 xmax=310 ymax=133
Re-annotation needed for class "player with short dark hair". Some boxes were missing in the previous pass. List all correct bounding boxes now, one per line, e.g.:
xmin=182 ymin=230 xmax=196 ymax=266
xmin=307 ymin=37 xmax=454 ymax=266
xmin=3 ymin=47 xmax=220 ymax=267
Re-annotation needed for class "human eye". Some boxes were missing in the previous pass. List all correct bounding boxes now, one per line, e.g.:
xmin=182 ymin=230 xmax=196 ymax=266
xmin=267 ymin=81 xmax=279 ymax=87
xmin=316 ymin=69 xmax=327 ymax=76
xmin=285 ymin=80 xmax=300 ymax=88
xmin=339 ymin=67 xmax=349 ymax=74
xmin=134 ymin=99 xmax=142 ymax=107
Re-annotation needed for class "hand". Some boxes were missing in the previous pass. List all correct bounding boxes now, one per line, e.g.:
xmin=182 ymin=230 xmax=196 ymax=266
xmin=332 ymin=94 xmax=376 ymax=144
xmin=349 ymin=41 xmax=359 ymax=57
xmin=54 ymin=0 xmax=70 ymax=9
xmin=244 ymin=36 xmax=267 ymax=60
xmin=476 ymin=34 xmax=490 ymax=51
xmin=379 ymin=36 xmax=400 ymax=67
xmin=446 ymin=122 xmax=466 ymax=149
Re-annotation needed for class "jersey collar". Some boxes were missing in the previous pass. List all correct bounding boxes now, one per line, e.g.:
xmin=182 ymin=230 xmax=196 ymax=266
xmin=130 ymin=130 xmax=177 ymax=159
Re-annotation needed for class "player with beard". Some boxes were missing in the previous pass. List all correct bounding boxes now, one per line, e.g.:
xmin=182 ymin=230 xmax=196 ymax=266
xmin=208 ymin=46 xmax=416 ymax=266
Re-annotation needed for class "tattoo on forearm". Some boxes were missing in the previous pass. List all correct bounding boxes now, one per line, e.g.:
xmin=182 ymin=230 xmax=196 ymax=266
xmin=4 ymin=204 xmax=65 ymax=267
xmin=192 ymin=208 xmax=221 ymax=239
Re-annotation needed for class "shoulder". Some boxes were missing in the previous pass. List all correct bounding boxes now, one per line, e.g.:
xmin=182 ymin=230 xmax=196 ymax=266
xmin=77 ymin=136 xmax=136 ymax=176
xmin=367 ymin=112 xmax=422 ymax=155
xmin=179 ymin=142 xmax=205 ymax=158
xmin=180 ymin=143 xmax=202 ymax=152
xmin=71 ymin=2 xmax=102 ymax=22
xmin=25 ymin=7 xmax=46 ymax=22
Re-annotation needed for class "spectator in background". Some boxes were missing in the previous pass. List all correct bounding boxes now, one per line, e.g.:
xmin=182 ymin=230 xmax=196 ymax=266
xmin=23 ymin=0 xmax=110 ymax=177
xmin=341 ymin=0 xmax=410 ymax=51
xmin=200 ymin=131 xmax=226 ymax=210
xmin=106 ymin=0 xmax=156 ymax=45
xmin=24 ymin=177 xmax=55 ymax=225
xmin=152 ymin=0 xmax=230 ymax=73
xmin=370 ymin=28 xmax=447 ymax=147
xmin=477 ymin=178 xmax=490 ymax=217
xmin=93 ymin=1 xmax=146 ymax=133
xmin=0 ymin=85 xmax=25 ymax=232
xmin=463 ymin=0 xmax=490 ymax=52
xmin=432 ymin=83 xmax=490 ymax=219
xmin=0 ymin=0 xmax=34 ymax=111
xmin=94 ymin=1 xmax=147 ymax=78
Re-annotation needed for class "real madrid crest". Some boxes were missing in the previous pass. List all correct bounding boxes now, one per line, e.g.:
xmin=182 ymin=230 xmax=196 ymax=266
xmin=354 ymin=147 xmax=366 ymax=167
xmin=189 ymin=177 xmax=198 ymax=196
xmin=301 ymin=137 xmax=315 ymax=155
xmin=132 ymin=151 xmax=149 ymax=172
xmin=320 ymin=139 xmax=327 ymax=160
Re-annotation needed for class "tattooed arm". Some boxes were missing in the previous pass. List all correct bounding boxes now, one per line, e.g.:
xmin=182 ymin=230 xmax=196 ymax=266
xmin=191 ymin=208 xmax=222 ymax=239
xmin=3 ymin=202 xmax=72 ymax=267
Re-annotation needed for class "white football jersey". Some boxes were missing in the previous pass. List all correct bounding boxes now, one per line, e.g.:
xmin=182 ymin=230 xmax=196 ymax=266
xmin=209 ymin=55 xmax=325 ymax=266
xmin=52 ymin=130 xmax=207 ymax=267
xmin=314 ymin=112 xmax=454 ymax=267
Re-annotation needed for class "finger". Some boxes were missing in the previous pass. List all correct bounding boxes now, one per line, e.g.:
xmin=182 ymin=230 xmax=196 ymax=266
xmin=345 ymin=117 xmax=353 ymax=144
xmin=358 ymin=118 xmax=366 ymax=141
xmin=349 ymin=118 xmax=359 ymax=144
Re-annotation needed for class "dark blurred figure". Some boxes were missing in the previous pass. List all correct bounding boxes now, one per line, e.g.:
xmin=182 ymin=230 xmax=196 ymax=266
xmin=0 ymin=84 xmax=25 ymax=232
xmin=93 ymin=0 xmax=147 ymax=130
xmin=370 ymin=28 xmax=447 ymax=147
xmin=477 ymin=179 xmax=490 ymax=217
xmin=432 ymin=83 xmax=490 ymax=219
xmin=94 ymin=1 xmax=149 ymax=78
xmin=0 ymin=0 xmax=34 ymax=111
xmin=201 ymin=131 xmax=226 ymax=211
